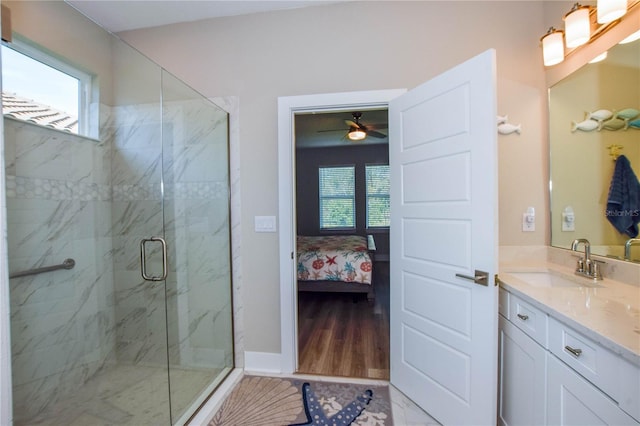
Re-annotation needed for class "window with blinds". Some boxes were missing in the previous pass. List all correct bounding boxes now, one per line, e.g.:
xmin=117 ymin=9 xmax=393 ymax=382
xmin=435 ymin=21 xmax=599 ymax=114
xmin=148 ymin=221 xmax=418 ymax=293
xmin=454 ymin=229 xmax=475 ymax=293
xmin=319 ymin=166 xmax=355 ymax=229
xmin=366 ymin=164 xmax=390 ymax=228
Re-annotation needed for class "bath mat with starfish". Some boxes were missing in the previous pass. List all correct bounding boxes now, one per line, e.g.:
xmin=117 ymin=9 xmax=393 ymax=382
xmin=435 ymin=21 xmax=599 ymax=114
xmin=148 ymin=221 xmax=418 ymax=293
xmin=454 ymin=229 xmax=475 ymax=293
xmin=210 ymin=375 xmax=392 ymax=425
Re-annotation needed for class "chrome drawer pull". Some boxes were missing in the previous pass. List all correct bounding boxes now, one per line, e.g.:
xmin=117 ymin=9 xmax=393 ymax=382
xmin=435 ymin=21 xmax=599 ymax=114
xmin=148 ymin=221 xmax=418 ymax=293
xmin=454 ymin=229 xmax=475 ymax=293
xmin=565 ymin=345 xmax=583 ymax=357
xmin=517 ymin=313 xmax=529 ymax=321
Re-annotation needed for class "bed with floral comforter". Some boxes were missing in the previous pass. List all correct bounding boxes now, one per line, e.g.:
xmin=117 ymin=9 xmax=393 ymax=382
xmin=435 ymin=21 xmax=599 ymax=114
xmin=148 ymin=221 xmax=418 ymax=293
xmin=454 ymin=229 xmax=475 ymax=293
xmin=296 ymin=235 xmax=374 ymax=300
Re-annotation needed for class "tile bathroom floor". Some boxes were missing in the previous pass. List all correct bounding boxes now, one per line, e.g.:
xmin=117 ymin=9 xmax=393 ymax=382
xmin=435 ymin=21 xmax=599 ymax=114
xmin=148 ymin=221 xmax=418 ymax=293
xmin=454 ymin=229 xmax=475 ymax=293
xmin=19 ymin=365 xmax=439 ymax=426
xmin=16 ymin=364 xmax=222 ymax=426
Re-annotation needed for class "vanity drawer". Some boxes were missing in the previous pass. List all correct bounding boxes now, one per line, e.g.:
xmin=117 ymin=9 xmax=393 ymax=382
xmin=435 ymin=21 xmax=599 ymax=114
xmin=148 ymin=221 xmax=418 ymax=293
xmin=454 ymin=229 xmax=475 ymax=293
xmin=619 ymin=357 xmax=640 ymax=422
xmin=498 ymin=287 xmax=509 ymax=318
xmin=508 ymin=293 xmax=547 ymax=347
xmin=548 ymin=317 xmax=620 ymax=401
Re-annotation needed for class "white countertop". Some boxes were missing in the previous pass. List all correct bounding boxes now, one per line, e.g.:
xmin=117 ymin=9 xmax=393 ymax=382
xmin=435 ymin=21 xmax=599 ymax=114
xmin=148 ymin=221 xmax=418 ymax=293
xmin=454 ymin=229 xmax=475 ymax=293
xmin=499 ymin=262 xmax=640 ymax=367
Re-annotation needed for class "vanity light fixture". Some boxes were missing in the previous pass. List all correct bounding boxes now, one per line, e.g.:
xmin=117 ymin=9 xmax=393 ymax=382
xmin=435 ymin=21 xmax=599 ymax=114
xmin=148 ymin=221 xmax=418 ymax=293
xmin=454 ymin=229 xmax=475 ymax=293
xmin=347 ymin=127 xmax=366 ymax=141
xmin=589 ymin=51 xmax=608 ymax=63
xmin=619 ymin=28 xmax=640 ymax=43
xmin=564 ymin=3 xmax=591 ymax=48
xmin=541 ymin=0 xmax=639 ymax=67
xmin=597 ymin=0 xmax=627 ymax=23
xmin=541 ymin=27 xmax=565 ymax=66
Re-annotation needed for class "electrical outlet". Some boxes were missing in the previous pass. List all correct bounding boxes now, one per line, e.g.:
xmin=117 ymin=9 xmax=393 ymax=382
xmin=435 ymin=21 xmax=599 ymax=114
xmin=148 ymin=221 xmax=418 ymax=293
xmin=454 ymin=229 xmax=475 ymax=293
xmin=562 ymin=214 xmax=575 ymax=231
xmin=562 ymin=207 xmax=575 ymax=232
xmin=522 ymin=207 xmax=535 ymax=232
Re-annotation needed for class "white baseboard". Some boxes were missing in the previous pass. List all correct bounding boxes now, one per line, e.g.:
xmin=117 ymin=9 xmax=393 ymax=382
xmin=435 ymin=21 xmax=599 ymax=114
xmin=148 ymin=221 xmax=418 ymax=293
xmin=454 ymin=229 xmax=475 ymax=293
xmin=244 ymin=351 xmax=283 ymax=374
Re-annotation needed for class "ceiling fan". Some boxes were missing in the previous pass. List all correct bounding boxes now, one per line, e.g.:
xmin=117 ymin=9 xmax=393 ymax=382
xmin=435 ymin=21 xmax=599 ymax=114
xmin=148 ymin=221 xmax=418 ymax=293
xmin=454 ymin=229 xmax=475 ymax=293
xmin=344 ymin=112 xmax=387 ymax=141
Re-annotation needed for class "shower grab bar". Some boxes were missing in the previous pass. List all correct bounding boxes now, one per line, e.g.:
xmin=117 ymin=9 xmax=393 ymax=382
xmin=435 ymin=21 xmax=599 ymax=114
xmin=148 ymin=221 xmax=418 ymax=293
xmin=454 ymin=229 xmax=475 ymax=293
xmin=9 ymin=258 xmax=76 ymax=279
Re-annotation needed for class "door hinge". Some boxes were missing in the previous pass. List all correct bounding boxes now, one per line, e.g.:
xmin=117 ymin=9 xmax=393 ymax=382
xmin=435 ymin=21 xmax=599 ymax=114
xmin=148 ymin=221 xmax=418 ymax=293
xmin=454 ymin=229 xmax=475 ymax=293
xmin=291 ymin=251 xmax=294 ymax=260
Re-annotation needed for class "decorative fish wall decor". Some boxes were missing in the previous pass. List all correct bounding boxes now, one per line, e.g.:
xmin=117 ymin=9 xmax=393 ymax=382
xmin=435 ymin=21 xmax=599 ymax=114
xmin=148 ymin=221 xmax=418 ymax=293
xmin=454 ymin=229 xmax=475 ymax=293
xmin=498 ymin=122 xmax=521 ymax=135
xmin=614 ymin=108 xmax=640 ymax=121
xmin=497 ymin=115 xmax=521 ymax=135
xmin=628 ymin=118 xmax=640 ymax=129
xmin=601 ymin=118 xmax=626 ymax=131
xmin=587 ymin=109 xmax=613 ymax=122
xmin=571 ymin=119 xmax=599 ymax=132
xmin=572 ymin=107 xmax=640 ymax=131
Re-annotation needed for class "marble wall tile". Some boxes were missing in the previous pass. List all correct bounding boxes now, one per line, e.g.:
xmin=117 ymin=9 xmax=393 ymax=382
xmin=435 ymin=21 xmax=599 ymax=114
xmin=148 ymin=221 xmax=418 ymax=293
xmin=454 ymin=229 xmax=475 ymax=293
xmin=4 ymin=117 xmax=116 ymax=421
xmin=5 ymin=94 xmax=236 ymax=421
xmin=211 ymin=95 xmax=243 ymax=369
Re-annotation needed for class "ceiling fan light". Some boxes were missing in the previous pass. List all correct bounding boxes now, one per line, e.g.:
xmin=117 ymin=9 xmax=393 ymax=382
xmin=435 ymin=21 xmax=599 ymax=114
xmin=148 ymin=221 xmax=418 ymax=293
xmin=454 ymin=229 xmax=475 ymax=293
xmin=564 ymin=4 xmax=591 ymax=48
xmin=597 ymin=0 xmax=626 ymax=24
xmin=541 ymin=27 xmax=565 ymax=66
xmin=348 ymin=128 xmax=367 ymax=141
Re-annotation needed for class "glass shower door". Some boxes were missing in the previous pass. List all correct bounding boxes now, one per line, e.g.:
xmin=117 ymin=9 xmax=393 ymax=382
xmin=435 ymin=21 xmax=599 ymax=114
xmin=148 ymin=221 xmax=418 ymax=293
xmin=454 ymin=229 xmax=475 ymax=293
xmin=3 ymin=2 xmax=233 ymax=424
xmin=108 ymin=37 xmax=173 ymax=424
xmin=161 ymin=70 xmax=234 ymax=424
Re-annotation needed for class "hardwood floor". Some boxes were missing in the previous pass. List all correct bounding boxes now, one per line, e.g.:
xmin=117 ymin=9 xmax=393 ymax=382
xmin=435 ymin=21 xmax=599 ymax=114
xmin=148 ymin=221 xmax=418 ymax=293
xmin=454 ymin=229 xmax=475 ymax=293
xmin=297 ymin=261 xmax=390 ymax=380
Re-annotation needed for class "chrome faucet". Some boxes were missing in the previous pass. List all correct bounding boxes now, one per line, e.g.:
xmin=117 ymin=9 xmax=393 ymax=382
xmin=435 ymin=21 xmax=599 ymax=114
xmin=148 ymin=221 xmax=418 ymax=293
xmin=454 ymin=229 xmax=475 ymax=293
xmin=624 ymin=238 xmax=640 ymax=261
xmin=571 ymin=238 xmax=603 ymax=281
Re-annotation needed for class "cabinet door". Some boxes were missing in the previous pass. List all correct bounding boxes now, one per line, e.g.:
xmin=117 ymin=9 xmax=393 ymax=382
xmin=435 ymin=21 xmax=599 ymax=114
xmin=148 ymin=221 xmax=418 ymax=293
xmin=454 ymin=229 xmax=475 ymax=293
xmin=547 ymin=354 xmax=639 ymax=425
xmin=498 ymin=316 xmax=547 ymax=426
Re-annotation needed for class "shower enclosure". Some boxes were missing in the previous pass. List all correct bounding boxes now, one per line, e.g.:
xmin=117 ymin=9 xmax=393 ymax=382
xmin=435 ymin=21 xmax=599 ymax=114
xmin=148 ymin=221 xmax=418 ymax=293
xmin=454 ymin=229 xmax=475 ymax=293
xmin=2 ymin=1 xmax=233 ymax=424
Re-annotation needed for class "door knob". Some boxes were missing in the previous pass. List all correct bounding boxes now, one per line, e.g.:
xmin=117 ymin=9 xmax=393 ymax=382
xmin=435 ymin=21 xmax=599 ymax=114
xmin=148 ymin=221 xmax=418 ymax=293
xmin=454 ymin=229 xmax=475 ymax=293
xmin=455 ymin=270 xmax=489 ymax=286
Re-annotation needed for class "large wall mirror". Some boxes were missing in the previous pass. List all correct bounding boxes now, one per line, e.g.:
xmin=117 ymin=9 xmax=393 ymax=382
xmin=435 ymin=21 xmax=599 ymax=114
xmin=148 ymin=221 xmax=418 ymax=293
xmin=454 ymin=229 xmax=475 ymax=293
xmin=549 ymin=32 xmax=640 ymax=263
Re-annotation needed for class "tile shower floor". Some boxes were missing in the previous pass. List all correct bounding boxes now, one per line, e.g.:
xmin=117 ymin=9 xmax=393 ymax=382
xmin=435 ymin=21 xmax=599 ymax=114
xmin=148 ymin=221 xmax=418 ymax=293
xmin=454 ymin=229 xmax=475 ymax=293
xmin=18 ymin=364 xmax=221 ymax=426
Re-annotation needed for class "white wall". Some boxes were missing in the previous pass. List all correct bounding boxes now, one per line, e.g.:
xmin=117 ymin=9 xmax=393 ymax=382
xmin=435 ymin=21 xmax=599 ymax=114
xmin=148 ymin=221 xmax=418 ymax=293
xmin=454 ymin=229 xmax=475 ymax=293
xmin=120 ymin=1 xmax=551 ymax=354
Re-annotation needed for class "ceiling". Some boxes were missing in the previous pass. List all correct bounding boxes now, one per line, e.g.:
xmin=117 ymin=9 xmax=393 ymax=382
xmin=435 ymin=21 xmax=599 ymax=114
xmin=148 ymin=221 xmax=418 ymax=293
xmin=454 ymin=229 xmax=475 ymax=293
xmin=66 ymin=0 xmax=347 ymax=33
xmin=295 ymin=109 xmax=388 ymax=149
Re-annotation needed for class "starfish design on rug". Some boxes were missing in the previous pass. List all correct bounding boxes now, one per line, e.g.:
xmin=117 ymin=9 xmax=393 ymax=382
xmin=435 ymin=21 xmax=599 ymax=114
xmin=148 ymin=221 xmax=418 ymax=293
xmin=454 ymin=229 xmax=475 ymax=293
xmin=290 ymin=382 xmax=373 ymax=426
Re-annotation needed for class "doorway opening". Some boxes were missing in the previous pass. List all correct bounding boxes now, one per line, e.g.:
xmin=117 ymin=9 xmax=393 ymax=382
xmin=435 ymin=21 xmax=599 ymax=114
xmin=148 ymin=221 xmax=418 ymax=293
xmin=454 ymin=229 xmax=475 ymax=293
xmin=277 ymin=89 xmax=406 ymax=378
xmin=294 ymin=109 xmax=390 ymax=379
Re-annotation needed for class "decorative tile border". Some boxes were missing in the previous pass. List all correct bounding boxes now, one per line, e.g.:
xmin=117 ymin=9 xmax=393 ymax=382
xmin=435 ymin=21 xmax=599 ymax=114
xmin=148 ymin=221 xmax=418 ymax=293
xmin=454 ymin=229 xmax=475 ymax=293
xmin=5 ymin=176 xmax=110 ymax=201
xmin=5 ymin=175 xmax=229 ymax=202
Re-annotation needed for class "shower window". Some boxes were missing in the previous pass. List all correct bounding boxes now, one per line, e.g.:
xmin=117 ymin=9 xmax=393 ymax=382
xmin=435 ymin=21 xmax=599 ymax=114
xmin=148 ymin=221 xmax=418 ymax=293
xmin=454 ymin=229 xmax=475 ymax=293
xmin=1 ymin=37 xmax=94 ymax=136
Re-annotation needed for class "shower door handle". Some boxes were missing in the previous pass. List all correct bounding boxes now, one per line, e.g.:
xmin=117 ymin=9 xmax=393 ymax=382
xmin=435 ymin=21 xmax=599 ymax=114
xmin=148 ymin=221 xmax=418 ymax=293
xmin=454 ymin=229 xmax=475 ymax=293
xmin=140 ymin=236 xmax=168 ymax=281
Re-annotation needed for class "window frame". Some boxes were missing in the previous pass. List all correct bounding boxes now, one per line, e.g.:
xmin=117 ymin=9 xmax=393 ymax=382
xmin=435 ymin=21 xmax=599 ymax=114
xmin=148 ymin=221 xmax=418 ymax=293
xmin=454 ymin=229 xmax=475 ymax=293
xmin=2 ymin=35 xmax=94 ymax=137
xmin=365 ymin=163 xmax=390 ymax=229
xmin=318 ymin=164 xmax=356 ymax=231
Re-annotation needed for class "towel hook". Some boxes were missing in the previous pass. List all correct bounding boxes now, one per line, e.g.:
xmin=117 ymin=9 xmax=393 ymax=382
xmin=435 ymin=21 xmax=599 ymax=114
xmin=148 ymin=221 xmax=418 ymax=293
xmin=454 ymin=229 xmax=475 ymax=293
xmin=607 ymin=144 xmax=623 ymax=161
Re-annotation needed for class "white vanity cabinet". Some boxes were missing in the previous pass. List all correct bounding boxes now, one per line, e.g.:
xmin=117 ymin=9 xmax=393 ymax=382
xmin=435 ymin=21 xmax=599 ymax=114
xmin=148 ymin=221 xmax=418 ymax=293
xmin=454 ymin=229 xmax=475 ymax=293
xmin=499 ymin=287 xmax=640 ymax=425
xmin=547 ymin=354 xmax=637 ymax=425
xmin=498 ymin=315 xmax=546 ymax=426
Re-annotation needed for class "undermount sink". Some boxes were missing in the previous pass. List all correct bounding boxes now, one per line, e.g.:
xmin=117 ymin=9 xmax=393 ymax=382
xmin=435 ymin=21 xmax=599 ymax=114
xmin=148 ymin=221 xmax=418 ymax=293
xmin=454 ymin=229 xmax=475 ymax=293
xmin=506 ymin=270 xmax=597 ymax=288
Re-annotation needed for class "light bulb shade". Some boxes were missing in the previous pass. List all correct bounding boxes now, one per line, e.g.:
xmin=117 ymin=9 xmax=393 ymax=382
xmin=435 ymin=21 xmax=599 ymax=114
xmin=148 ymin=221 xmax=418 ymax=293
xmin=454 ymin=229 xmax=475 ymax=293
xmin=619 ymin=29 xmax=640 ymax=44
xmin=564 ymin=5 xmax=591 ymax=48
xmin=589 ymin=51 xmax=608 ymax=63
xmin=597 ymin=0 xmax=626 ymax=24
xmin=348 ymin=128 xmax=366 ymax=141
xmin=541 ymin=28 xmax=565 ymax=66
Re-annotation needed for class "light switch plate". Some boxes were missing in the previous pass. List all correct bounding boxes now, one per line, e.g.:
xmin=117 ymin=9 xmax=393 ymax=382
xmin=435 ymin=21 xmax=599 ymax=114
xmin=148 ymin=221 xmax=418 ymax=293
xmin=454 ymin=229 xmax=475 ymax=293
xmin=255 ymin=216 xmax=277 ymax=233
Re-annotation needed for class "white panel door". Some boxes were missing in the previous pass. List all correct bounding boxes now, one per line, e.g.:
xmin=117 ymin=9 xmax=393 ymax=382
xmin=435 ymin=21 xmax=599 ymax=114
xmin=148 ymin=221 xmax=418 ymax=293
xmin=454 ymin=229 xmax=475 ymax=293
xmin=389 ymin=49 xmax=499 ymax=425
